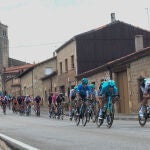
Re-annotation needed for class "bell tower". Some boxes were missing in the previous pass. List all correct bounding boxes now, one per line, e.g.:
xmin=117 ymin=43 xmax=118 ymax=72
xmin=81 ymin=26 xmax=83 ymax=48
xmin=0 ymin=22 xmax=9 ymax=72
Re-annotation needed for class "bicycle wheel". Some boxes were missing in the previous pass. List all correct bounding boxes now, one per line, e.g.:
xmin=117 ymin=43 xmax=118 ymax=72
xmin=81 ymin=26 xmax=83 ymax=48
xmin=138 ymin=114 xmax=147 ymax=127
xmin=37 ymin=107 xmax=40 ymax=116
xmin=74 ymin=111 xmax=80 ymax=126
xmin=106 ymin=113 xmax=114 ymax=128
xmin=95 ymin=114 xmax=103 ymax=127
xmin=60 ymin=107 xmax=64 ymax=120
xmin=87 ymin=111 xmax=90 ymax=123
xmin=91 ymin=110 xmax=96 ymax=123
xmin=82 ymin=112 xmax=88 ymax=126
xmin=26 ymin=109 xmax=29 ymax=116
xmin=3 ymin=105 xmax=6 ymax=115
xmin=138 ymin=106 xmax=147 ymax=127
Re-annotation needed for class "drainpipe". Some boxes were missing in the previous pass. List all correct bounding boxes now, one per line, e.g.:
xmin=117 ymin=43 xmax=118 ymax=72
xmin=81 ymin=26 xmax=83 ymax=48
xmin=19 ymin=77 xmax=21 ymax=96
xmin=107 ymin=66 xmax=112 ymax=79
xmin=32 ymin=70 xmax=34 ymax=97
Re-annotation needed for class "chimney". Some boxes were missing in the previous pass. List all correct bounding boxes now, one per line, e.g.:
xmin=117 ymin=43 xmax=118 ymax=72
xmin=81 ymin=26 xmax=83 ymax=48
xmin=111 ymin=13 xmax=116 ymax=22
xmin=135 ymin=35 xmax=144 ymax=51
xmin=53 ymin=52 xmax=56 ymax=57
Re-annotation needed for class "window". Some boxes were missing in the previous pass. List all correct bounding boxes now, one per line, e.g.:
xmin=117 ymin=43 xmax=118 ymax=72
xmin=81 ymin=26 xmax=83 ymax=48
xmin=60 ymin=62 xmax=62 ymax=74
xmin=71 ymin=55 xmax=74 ymax=68
xmin=65 ymin=59 xmax=68 ymax=72
xmin=3 ymin=30 xmax=7 ymax=37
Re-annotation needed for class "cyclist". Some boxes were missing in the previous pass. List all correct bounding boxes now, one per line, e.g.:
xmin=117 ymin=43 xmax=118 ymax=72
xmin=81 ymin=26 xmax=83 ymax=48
xmin=57 ymin=93 xmax=65 ymax=104
xmin=56 ymin=93 xmax=64 ymax=117
xmin=51 ymin=93 xmax=58 ymax=116
xmin=12 ymin=96 xmax=18 ymax=112
xmin=76 ymin=78 xmax=91 ymax=114
xmin=89 ymin=84 xmax=98 ymax=101
xmin=1 ymin=96 xmax=7 ymax=114
xmin=68 ymin=86 xmax=78 ymax=119
xmin=98 ymin=79 xmax=106 ymax=93
xmin=48 ymin=93 xmax=53 ymax=117
xmin=139 ymin=78 xmax=150 ymax=117
xmin=25 ymin=95 xmax=32 ymax=104
xmin=24 ymin=95 xmax=32 ymax=114
xmin=48 ymin=93 xmax=53 ymax=108
xmin=98 ymin=79 xmax=119 ymax=119
xmin=34 ymin=95 xmax=41 ymax=115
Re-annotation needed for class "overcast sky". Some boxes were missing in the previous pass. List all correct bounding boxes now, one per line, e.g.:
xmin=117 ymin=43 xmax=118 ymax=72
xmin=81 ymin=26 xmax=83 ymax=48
xmin=0 ymin=0 xmax=150 ymax=63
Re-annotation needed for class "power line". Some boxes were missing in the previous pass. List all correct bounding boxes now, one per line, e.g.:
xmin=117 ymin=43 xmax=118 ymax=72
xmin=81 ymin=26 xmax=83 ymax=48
xmin=10 ymin=41 xmax=64 ymax=48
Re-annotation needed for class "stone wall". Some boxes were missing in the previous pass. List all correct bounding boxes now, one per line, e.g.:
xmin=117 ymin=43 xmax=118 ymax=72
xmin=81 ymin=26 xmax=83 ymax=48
xmin=129 ymin=55 xmax=150 ymax=112
xmin=57 ymin=41 xmax=76 ymax=95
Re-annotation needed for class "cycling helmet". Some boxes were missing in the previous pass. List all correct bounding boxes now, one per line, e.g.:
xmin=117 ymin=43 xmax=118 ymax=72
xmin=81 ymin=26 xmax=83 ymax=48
xmin=107 ymin=80 xmax=115 ymax=87
xmin=89 ymin=84 xmax=95 ymax=89
xmin=81 ymin=78 xmax=88 ymax=85
xmin=74 ymin=86 xmax=78 ymax=91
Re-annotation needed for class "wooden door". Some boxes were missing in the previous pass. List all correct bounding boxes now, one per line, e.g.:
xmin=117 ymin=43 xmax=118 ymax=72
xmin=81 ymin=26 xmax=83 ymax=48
xmin=117 ymin=71 xmax=129 ymax=114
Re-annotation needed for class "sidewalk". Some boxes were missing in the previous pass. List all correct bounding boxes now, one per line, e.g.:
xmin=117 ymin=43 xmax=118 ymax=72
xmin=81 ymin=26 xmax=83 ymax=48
xmin=114 ymin=113 xmax=138 ymax=121
xmin=40 ymin=106 xmax=138 ymax=121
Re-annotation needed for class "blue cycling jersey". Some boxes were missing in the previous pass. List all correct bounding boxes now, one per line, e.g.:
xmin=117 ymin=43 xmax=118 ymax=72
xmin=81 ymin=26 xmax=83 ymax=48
xmin=77 ymin=84 xmax=91 ymax=99
xmin=99 ymin=81 xmax=118 ymax=97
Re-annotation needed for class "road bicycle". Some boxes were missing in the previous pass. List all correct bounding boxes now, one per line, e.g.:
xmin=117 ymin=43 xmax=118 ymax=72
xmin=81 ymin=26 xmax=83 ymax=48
xmin=34 ymin=102 xmax=40 ymax=116
xmin=25 ymin=102 xmax=31 ymax=116
xmin=19 ymin=103 xmax=25 ymax=115
xmin=74 ymin=99 xmax=89 ymax=127
xmin=86 ymin=99 xmax=97 ymax=123
xmin=1 ymin=100 xmax=7 ymax=115
xmin=96 ymin=95 xmax=118 ymax=128
xmin=138 ymin=105 xmax=150 ymax=127
xmin=49 ymin=105 xmax=56 ymax=118
xmin=56 ymin=103 xmax=64 ymax=120
xmin=69 ymin=99 xmax=77 ymax=121
xmin=12 ymin=103 xmax=18 ymax=113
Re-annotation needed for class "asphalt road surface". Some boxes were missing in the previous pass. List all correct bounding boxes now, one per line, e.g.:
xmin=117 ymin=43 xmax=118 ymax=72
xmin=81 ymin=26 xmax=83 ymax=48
xmin=0 ymin=108 xmax=149 ymax=150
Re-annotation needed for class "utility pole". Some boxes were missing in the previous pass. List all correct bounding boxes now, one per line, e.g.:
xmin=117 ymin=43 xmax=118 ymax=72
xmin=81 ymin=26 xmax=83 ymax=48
xmin=145 ymin=8 xmax=150 ymax=29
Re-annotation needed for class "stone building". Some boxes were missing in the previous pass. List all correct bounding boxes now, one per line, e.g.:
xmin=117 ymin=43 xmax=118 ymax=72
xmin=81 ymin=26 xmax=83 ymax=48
xmin=18 ymin=57 xmax=57 ymax=105
xmin=55 ymin=15 xmax=150 ymax=97
xmin=4 ymin=64 xmax=34 ymax=96
xmin=76 ymin=45 xmax=150 ymax=114
xmin=40 ymin=71 xmax=57 ymax=101
xmin=56 ymin=41 xmax=76 ymax=96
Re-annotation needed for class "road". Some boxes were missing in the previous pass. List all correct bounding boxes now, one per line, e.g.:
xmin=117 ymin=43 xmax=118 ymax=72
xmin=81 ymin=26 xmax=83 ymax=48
xmin=0 ymin=108 xmax=149 ymax=150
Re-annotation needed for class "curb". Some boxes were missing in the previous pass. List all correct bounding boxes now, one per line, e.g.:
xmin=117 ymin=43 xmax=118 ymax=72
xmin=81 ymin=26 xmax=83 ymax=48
xmin=114 ymin=113 xmax=138 ymax=121
xmin=0 ymin=134 xmax=39 ymax=150
xmin=114 ymin=117 xmax=138 ymax=121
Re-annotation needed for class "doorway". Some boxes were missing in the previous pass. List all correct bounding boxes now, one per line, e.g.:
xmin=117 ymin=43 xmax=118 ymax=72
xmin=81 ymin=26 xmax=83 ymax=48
xmin=117 ymin=71 xmax=129 ymax=114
